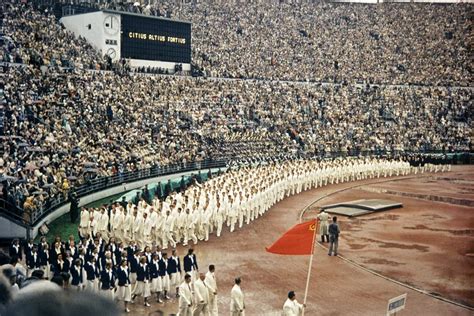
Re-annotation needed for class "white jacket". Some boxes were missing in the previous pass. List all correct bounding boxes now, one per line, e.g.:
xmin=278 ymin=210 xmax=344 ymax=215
xmin=80 ymin=211 xmax=90 ymax=228
xmin=194 ymin=279 xmax=209 ymax=304
xmin=283 ymin=298 xmax=303 ymax=316
xmin=143 ymin=217 xmax=153 ymax=236
xmin=122 ymin=214 xmax=132 ymax=233
xmin=149 ymin=211 xmax=158 ymax=228
xmin=98 ymin=213 xmax=109 ymax=231
xmin=230 ymin=284 xmax=244 ymax=312
xmin=133 ymin=216 xmax=143 ymax=234
xmin=205 ymin=271 xmax=217 ymax=295
xmin=164 ymin=215 xmax=175 ymax=232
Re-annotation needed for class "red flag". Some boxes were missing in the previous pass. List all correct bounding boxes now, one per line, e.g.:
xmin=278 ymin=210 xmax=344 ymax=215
xmin=265 ymin=219 xmax=317 ymax=255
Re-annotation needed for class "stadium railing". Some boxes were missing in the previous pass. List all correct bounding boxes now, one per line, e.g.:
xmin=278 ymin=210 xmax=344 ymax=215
xmin=0 ymin=198 xmax=28 ymax=226
xmin=0 ymin=151 xmax=471 ymax=231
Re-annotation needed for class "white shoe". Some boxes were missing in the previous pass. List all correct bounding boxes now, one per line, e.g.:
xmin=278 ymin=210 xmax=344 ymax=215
xmin=144 ymin=302 xmax=151 ymax=307
xmin=125 ymin=308 xmax=130 ymax=313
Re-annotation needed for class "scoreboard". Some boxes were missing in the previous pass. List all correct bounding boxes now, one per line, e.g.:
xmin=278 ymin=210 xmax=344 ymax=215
xmin=60 ymin=10 xmax=192 ymax=70
xmin=120 ymin=14 xmax=191 ymax=64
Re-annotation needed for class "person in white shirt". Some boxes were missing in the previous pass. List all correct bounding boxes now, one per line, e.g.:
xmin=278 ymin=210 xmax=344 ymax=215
xmin=150 ymin=253 xmax=163 ymax=303
xmin=79 ymin=208 xmax=90 ymax=238
xmin=134 ymin=212 xmax=145 ymax=249
xmin=169 ymin=249 xmax=182 ymax=298
xmin=89 ymin=212 xmax=98 ymax=238
xmin=283 ymin=291 xmax=305 ymax=316
xmin=130 ymin=209 xmax=139 ymax=242
xmin=159 ymin=252 xmax=171 ymax=300
xmin=163 ymin=210 xmax=177 ymax=249
xmin=215 ymin=201 xmax=224 ymax=237
xmin=227 ymin=196 xmax=238 ymax=233
xmin=116 ymin=259 xmax=132 ymax=313
xmin=149 ymin=208 xmax=158 ymax=244
xmin=122 ymin=210 xmax=133 ymax=245
xmin=230 ymin=277 xmax=245 ymax=316
xmin=175 ymin=207 xmax=187 ymax=244
xmin=113 ymin=207 xmax=124 ymax=242
xmin=178 ymin=273 xmax=194 ymax=316
xmin=184 ymin=209 xmax=198 ymax=246
xmin=97 ymin=208 xmax=109 ymax=242
xmin=143 ymin=212 xmax=153 ymax=248
xmin=316 ymin=210 xmax=330 ymax=243
xmin=93 ymin=208 xmax=102 ymax=233
xmin=201 ymin=205 xmax=213 ymax=242
xmin=193 ymin=272 xmax=209 ymax=316
xmin=205 ymin=265 xmax=218 ymax=316
xmin=155 ymin=210 xmax=165 ymax=248
xmin=131 ymin=256 xmax=151 ymax=307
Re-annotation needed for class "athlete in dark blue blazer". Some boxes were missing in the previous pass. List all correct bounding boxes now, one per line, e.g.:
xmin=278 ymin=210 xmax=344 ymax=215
xmin=100 ymin=262 xmax=116 ymax=291
xmin=183 ymin=248 xmax=198 ymax=276
xmin=70 ymin=259 xmax=83 ymax=288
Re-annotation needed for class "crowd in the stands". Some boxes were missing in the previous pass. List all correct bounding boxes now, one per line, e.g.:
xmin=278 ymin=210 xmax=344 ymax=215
xmin=0 ymin=1 xmax=472 ymax=222
xmin=83 ymin=0 xmax=472 ymax=86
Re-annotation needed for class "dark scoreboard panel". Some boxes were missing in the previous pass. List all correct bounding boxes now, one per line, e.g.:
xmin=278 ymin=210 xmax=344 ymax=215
xmin=120 ymin=14 xmax=191 ymax=63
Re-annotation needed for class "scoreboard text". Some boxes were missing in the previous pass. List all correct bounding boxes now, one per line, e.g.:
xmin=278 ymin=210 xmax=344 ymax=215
xmin=121 ymin=14 xmax=191 ymax=64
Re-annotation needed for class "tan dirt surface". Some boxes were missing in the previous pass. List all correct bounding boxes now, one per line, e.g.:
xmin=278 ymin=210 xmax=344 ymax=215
xmin=129 ymin=166 xmax=473 ymax=315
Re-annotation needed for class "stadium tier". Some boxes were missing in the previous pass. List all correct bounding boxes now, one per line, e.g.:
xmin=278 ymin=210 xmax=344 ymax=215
xmin=0 ymin=1 xmax=472 ymax=315
xmin=0 ymin=1 xmax=472 ymax=226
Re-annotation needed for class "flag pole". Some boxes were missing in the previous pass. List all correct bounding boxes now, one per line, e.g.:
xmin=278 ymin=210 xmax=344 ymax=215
xmin=302 ymin=219 xmax=318 ymax=316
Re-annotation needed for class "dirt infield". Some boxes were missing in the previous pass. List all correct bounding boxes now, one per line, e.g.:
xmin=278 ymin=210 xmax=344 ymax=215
xmin=129 ymin=166 xmax=473 ymax=315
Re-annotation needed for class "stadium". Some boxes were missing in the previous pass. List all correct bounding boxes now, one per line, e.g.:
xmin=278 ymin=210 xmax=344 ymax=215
xmin=0 ymin=0 xmax=472 ymax=315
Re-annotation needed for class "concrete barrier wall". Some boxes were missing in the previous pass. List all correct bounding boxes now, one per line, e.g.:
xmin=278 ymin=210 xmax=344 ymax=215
xmin=0 ymin=215 xmax=28 ymax=239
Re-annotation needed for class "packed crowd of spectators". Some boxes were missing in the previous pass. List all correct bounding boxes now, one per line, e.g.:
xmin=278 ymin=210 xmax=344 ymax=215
xmin=156 ymin=1 xmax=471 ymax=85
xmin=102 ymin=1 xmax=174 ymax=18
xmin=0 ymin=4 xmax=104 ymax=70
xmin=0 ymin=1 xmax=472 ymax=223
xmin=9 ymin=1 xmax=473 ymax=86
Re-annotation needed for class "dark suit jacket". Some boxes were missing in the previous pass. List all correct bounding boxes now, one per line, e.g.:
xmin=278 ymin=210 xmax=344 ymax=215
xmin=158 ymin=258 xmax=168 ymax=276
xmin=136 ymin=264 xmax=149 ymax=281
xmin=149 ymin=261 xmax=159 ymax=279
xmin=168 ymin=256 xmax=181 ymax=274
xmin=9 ymin=244 xmax=22 ymax=261
xmin=183 ymin=254 xmax=198 ymax=272
xmin=64 ymin=258 xmax=73 ymax=273
xmin=27 ymin=252 xmax=41 ymax=269
xmin=114 ymin=248 xmax=123 ymax=266
xmin=49 ymin=248 xmax=63 ymax=263
xmin=70 ymin=265 xmax=83 ymax=286
xmin=38 ymin=249 xmax=49 ymax=266
xmin=53 ymin=260 xmax=68 ymax=275
xmin=24 ymin=243 xmax=35 ymax=260
xmin=130 ymin=256 xmax=140 ymax=273
xmin=84 ymin=262 xmax=97 ymax=280
xmin=117 ymin=268 xmax=131 ymax=286
xmin=100 ymin=270 xmax=116 ymax=290
xmin=126 ymin=246 xmax=137 ymax=262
